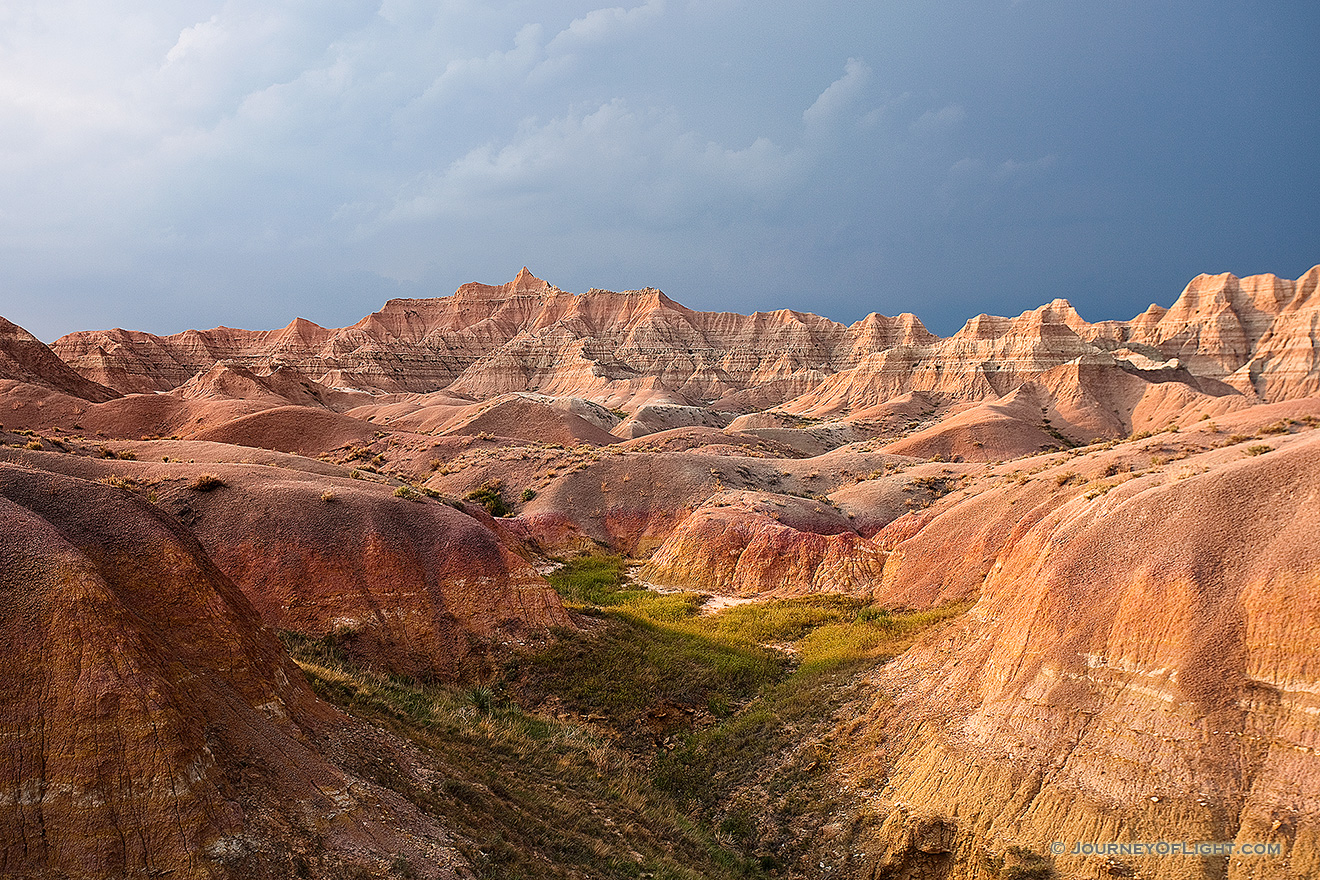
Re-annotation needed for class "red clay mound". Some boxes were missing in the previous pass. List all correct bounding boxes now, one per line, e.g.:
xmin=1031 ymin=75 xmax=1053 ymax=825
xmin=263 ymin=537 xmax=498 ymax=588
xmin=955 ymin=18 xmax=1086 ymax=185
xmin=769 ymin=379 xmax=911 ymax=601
xmin=188 ymin=405 xmax=378 ymax=456
xmin=346 ymin=390 xmax=475 ymax=433
xmin=0 ymin=446 xmax=571 ymax=678
xmin=145 ymin=463 xmax=571 ymax=678
xmin=0 ymin=380 xmax=268 ymax=439
xmin=880 ymin=390 xmax=1066 ymax=461
xmin=439 ymin=393 xmax=620 ymax=446
xmin=617 ymin=426 xmax=802 ymax=457
xmin=178 ymin=363 xmax=374 ymax=411
xmin=0 ymin=464 xmax=464 ymax=879
xmin=641 ymin=490 xmax=884 ymax=597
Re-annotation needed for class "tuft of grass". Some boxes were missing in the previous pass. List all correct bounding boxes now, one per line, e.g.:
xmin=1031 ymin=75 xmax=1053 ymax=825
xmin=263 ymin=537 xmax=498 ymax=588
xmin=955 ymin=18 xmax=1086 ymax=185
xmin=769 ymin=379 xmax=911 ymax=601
xmin=1244 ymin=444 xmax=1272 ymax=456
xmin=545 ymin=556 xmax=641 ymax=607
xmin=393 ymin=485 xmax=422 ymax=501
xmin=189 ymin=473 xmax=225 ymax=491
xmin=320 ymin=490 xmax=338 ymax=502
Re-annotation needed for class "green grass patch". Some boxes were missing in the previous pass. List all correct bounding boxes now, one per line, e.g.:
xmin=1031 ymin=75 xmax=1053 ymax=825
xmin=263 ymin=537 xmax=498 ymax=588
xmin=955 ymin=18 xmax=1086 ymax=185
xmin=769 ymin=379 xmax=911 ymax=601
xmin=507 ymin=613 xmax=786 ymax=728
xmin=546 ymin=555 xmax=644 ymax=606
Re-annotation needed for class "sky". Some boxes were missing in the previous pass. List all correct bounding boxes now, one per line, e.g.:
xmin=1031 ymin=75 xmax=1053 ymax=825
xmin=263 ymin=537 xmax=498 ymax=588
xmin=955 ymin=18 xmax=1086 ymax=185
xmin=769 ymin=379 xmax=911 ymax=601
xmin=1 ymin=1 xmax=1318 ymax=341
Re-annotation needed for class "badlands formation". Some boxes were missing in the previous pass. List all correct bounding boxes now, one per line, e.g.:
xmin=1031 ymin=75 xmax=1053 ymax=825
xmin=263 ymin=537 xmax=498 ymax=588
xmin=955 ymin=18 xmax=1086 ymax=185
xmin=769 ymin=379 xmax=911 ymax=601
xmin=1 ymin=266 xmax=1317 ymax=879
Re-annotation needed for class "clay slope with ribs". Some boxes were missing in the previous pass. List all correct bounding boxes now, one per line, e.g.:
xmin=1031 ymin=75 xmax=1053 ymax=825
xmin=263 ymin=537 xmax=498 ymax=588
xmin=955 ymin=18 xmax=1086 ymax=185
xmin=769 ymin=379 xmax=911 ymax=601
xmin=0 ymin=464 xmax=468 ymax=880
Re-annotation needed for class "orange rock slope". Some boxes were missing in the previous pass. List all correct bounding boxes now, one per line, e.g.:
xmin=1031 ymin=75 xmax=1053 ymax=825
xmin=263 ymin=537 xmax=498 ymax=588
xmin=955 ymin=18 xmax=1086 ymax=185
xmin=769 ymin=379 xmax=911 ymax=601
xmin=836 ymin=422 xmax=1320 ymax=880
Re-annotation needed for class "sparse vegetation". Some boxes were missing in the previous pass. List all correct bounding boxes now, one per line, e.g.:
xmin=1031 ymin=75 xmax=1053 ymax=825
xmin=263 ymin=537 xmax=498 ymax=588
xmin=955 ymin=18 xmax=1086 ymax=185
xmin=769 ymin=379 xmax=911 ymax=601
xmin=504 ymin=555 xmax=971 ymax=870
xmin=320 ymin=490 xmax=338 ymax=502
xmin=393 ymin=485 xmax=422 ymax=501
xmin=281 ymin=629 xmax=764 ymax=880
xmin=1245 ymin=444 xmax=1272 ymax=456
xmin=189 ymin=473 xmax=225 ymax=491
xmin=465 ymin=480 xmax=510 ymax=517
xmin=1084 ymin=481 xmax=1118 ymax=500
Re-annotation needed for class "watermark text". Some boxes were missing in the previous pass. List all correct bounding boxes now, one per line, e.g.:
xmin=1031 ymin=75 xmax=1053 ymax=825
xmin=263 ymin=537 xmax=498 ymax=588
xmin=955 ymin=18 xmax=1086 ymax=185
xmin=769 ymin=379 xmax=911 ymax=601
xmin=1049 ymin=840 xmax=1281 ymax=858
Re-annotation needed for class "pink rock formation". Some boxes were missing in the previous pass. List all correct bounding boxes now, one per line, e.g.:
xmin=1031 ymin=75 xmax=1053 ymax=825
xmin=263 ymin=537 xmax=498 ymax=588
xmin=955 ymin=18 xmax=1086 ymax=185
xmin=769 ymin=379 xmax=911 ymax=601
xmin=48 ymin=267 xmax=1320 ymax=441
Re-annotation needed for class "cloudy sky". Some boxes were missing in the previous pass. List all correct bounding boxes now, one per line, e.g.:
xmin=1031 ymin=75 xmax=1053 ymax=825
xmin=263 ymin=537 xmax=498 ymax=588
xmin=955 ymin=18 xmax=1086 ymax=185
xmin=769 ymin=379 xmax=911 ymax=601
xmin=2 ymin=0 xmax=1317 ymax=340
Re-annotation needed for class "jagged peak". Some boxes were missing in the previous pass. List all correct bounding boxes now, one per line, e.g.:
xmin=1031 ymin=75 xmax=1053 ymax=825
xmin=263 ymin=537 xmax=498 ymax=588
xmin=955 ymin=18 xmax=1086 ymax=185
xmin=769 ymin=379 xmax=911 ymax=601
xmin=283 ymin=316 xmax=328 ymax=332
xmin=511 ymin=266 xmax=547 ymax=292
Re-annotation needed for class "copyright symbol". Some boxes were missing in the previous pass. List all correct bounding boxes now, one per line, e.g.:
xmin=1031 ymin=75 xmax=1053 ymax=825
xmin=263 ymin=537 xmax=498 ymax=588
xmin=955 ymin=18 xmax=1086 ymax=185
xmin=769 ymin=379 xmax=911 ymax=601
xmin=1050 ymin=842 xmax=1065 ymax=855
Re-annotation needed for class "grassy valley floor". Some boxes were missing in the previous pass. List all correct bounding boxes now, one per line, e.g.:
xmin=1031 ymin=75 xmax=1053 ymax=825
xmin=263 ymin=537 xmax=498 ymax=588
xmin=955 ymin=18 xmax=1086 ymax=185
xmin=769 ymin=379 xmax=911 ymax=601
xmin=283 ymin=557 xmax=968 ymax=879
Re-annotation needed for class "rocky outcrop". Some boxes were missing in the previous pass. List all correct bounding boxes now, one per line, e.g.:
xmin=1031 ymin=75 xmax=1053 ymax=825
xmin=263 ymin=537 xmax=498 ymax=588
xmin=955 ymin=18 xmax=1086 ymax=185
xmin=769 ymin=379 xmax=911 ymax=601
xmin=436 ymin=393 xmax=621 ymax=446
xmin=170 ymin=467 xmax=572 ymax=679
xmin=640 ymin=491 xmax=887 ymax=596
xmin=1091 ymin=267 xmax=1320 ymax=399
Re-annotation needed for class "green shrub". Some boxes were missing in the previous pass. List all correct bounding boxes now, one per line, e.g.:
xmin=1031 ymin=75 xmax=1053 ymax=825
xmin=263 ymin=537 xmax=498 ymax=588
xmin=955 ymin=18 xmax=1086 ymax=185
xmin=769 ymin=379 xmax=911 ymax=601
xmin=465 ymin=481 xmax=510 ymax=516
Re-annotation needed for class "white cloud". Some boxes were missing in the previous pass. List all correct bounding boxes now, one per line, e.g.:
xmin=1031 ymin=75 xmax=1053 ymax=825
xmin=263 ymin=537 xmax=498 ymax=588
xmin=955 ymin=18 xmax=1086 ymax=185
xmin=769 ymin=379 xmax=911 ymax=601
xmin=909 ymin=103 xmax=966 ymax=137
xmin=545 ymin=0 xmax=666 ymax=54
xmin=0 ymin=0 xmax=1069 ymax=339
xmin=803 ymin=57 xmax=871 ymax=133
xmin=381 ymin=96 xmax=799 ymax=230
xmin=417 ymin=23 xmax=545 ymax=104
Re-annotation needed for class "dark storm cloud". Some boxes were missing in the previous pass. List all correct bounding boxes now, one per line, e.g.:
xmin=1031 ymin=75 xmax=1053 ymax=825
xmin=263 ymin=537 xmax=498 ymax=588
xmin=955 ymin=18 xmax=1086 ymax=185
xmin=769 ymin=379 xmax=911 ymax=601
xmin=0 ymin=0 xmax=1316 ymax=340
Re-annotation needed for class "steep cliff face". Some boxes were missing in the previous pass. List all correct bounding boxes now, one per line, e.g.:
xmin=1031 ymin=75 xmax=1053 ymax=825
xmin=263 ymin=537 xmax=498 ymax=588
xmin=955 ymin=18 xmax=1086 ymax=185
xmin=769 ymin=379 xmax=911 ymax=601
xmin=51 ymin=268 xmax=871 ymax=405
xmin=0 ymin=465 xmax=467 ymax=880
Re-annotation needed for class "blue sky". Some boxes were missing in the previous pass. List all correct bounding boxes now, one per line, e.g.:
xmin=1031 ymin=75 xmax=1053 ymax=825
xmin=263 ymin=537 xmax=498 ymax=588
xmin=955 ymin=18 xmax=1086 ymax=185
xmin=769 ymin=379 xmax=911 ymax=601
xmin=1 ymin=0 xmax=1317 ymax=340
